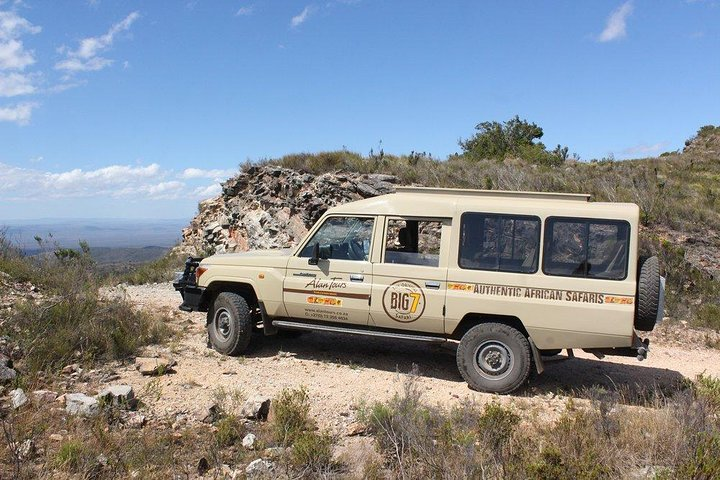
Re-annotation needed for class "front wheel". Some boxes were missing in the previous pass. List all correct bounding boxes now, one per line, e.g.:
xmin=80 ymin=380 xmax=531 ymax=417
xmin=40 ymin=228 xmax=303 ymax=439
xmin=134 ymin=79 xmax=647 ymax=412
xmin=208 ymin=292 xmax=253 ymax=356
xmin=456 ymin=323 xmax=532 ymax=394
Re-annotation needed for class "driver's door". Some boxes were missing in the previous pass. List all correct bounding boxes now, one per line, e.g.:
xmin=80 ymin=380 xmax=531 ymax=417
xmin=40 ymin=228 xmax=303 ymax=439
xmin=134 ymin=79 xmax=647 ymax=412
xmin=283 ymin=216 xmax=375 ymax=326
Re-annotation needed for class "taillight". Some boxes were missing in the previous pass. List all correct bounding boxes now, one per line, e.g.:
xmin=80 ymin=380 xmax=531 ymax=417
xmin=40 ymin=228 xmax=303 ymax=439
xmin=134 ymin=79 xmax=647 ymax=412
xmin=195 ymin=267 xmax=207 ymax=282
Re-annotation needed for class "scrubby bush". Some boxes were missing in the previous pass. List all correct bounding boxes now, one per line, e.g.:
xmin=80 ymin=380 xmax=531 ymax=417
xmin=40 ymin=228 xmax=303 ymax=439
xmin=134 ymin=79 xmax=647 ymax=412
xmin=362 ymin=374 xmax=720 ymax=479
xmin=291 ymin=430 xmax=335 ymax=472
xmin=0 ymin=233 xmax=173 ymax=375
xmin=8 ymin=295 xmax=170 ymax=373
xmin=272 ymin=386 xmax=313 ymax=446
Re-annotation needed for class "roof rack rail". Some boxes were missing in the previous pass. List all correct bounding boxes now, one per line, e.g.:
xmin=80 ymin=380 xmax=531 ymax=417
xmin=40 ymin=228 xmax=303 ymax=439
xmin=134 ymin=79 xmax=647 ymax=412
xmin=394 ymin=186 xmax=591 ymax=202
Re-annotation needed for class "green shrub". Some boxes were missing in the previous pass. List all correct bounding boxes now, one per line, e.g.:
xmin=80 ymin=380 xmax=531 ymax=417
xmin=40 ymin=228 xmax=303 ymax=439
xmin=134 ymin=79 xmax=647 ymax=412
xmin=7 ymin=295 xmax=171 ymax=373
xmin=477 ymin=402 xmax=521 ymax=450
xmin=676 ymin=433 xmax=720 ymax=480
xmin=215 ymin=415 xmax=244 ymax=447
xmin=694 ymin=374 xmax=720 ymax=409
xmin=291 ymin=430 xmax=334 ymax=471
xmin=55 ymin=440 xmax=90 ymax=472
xmin=272 ymin=387 xmax=313 ymax=445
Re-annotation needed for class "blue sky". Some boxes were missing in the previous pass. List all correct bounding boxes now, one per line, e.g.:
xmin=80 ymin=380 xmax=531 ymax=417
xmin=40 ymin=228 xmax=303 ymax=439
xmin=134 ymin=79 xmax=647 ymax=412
xmin=0 ymin=0 xmax=718 ymax=220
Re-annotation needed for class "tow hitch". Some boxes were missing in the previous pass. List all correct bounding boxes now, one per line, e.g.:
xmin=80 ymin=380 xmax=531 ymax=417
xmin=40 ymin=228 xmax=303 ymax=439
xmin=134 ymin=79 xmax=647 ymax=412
xmin=584 ymin=335 xmax=650 ymax=361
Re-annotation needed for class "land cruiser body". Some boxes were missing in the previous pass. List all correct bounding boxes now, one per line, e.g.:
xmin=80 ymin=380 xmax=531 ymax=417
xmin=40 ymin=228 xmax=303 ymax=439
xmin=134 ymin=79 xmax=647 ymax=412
xmin=174 ymin=187 xmax=665 ymax=394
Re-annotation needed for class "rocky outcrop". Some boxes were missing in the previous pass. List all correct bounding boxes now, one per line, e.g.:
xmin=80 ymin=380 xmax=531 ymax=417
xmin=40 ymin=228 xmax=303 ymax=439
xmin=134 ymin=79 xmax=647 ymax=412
xmin=180 ymin=166 xmax=397 ymax=254
xmin=684 ymin=125 xmax=720 ymax=159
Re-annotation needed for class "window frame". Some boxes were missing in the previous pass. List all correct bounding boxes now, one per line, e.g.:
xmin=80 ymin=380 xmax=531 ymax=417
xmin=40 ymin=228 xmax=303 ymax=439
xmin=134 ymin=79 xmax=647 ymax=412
xmin=380 ymin=216 xmax=447 ymax=268
xmin=457 ymin=212 xmax=542 ymax=274
xmin=296 ymin=215 xmax=376 ymax=261
xmin=542 ymin=216 xmax=631 ymax=281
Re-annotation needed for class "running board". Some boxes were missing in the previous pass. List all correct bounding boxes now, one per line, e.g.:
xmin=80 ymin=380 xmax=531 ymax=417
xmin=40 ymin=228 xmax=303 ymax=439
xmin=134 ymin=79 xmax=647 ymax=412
xmin=272 ymin=320 xmax=447 ymax=344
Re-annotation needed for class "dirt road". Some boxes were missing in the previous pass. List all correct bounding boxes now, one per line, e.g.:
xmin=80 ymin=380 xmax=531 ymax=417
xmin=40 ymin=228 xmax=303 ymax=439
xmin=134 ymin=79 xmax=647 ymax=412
xmin=114 ymin=283 xmax=720 ymax=432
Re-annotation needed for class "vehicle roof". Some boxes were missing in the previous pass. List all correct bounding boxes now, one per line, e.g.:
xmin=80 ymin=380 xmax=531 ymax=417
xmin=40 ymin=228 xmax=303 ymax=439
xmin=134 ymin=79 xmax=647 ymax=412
xmin=324 ymin=187 xmax=640 ymax=219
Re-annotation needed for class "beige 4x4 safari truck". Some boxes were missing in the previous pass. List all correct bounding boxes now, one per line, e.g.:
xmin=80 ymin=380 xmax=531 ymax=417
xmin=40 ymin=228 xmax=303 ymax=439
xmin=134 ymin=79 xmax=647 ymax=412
xmin=174 ymin=188 xmax=664 ymax=394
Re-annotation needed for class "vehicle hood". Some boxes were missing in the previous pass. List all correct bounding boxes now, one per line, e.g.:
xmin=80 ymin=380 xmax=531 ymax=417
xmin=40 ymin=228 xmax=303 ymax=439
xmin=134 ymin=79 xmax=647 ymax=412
xmin=200 ymin=248 xmax=293 ymax=268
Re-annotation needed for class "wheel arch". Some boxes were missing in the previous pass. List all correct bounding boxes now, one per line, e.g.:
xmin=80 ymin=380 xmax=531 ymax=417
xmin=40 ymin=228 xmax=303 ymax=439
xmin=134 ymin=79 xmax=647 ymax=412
xmin=202 ymin=281 xmax=259 ymax=314
xmin=450 ymin=313 xmax=530 ymax=341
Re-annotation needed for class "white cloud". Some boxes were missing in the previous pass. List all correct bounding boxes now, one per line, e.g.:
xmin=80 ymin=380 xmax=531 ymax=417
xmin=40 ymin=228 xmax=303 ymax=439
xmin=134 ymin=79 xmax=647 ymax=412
xmin=236 ymin=5 xmax=254 ymax=16
xmin=0 ymin=10 xmax=41 ymax=41
xmin=192 ymin=183 xmax=221 ymax=199
xmin=291 ymin=6 xmax=313 ymax=27
xmin=55 ymin=11 xmax=139 ymax=73
xmin=0 ymin=162 xmax=228 ymax=202
xmin=0 ymin=38 xmax=33 ymax=69
xmin=598 ymin=1 xmax=633 ymax=42
xmin=180 ymin=167 xmax=236 ymax=179
xmin=0 ymin=162 xmax=189 ymax=200
xmin=622 ymin=142 xmax=668 ymax=155
xmin=0 ymin=71 xmax=35 ymax=96
xmin=0 ymin=11 xmax=40 ymax=72
xmin=0 ymin=101 xmax=36 ymax=125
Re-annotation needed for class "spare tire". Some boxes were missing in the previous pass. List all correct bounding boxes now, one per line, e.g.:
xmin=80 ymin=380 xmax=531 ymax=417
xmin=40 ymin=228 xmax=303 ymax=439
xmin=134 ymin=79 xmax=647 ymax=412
xmin=635 ymin=256 xmax=660 ymax=331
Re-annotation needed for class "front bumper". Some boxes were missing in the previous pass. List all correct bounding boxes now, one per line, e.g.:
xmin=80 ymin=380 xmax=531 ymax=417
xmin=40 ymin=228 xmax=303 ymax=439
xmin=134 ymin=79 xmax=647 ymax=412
xmin=173 ymin=257 xmax=205 ymax=312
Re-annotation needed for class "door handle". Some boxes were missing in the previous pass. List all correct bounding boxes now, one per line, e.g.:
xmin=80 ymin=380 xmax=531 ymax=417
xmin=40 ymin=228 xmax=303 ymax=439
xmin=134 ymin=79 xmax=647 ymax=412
xmin=425 ymin=281 xmax=441 ymax=289
xmin=350 ymin=274 xmax=364 ymax=282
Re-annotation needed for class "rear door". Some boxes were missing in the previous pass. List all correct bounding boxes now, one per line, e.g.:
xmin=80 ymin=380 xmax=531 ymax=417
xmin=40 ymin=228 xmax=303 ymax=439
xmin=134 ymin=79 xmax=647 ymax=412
xmin=283 ymin=216 xmax=375 ymax=325
xmin=369 ymin=217 xmax=451 ymax=334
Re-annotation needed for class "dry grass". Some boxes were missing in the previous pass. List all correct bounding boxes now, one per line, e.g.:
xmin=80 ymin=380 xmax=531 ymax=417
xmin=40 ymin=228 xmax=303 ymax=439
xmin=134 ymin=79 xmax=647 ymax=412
xmin=361 ymin=373 xmax=720 ymax=479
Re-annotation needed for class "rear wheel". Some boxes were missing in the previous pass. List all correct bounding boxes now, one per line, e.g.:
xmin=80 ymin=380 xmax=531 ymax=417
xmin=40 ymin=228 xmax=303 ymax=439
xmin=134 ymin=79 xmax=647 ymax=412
xmin=456 ymin=323 xmax=532 ymax=394
xmin=208 ymin=292 xmax=253 ymax=355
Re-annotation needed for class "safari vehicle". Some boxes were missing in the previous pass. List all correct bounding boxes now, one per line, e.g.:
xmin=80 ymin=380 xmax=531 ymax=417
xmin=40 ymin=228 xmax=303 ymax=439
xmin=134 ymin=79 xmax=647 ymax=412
xmin=174 ymin=187 xmax=664 ymax=394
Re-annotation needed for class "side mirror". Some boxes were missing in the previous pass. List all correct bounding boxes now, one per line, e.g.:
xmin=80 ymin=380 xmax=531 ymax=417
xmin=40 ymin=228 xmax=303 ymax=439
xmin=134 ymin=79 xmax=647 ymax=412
xmin=308 ymin=243 xmax=320 ymax=266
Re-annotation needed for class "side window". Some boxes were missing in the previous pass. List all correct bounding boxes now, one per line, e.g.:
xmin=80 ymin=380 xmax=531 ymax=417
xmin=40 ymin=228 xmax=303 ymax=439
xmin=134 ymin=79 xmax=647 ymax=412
xmin=543 ymin=218 xmax=630 ymax=280
xmin=299 ymin=217 xmax=374 ymax=261
xmin=459 ymin=213 xmax=540 ymax=273
xmin=383 ymin=219 xmax=443 ymax=267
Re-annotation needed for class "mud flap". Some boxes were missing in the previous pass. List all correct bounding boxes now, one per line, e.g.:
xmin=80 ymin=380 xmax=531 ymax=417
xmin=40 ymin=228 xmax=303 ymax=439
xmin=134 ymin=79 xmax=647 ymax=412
xmin=259 ymin=302 xmax=277 ymax=336
xmin=528 ymin=337 xmax=545 ymax=374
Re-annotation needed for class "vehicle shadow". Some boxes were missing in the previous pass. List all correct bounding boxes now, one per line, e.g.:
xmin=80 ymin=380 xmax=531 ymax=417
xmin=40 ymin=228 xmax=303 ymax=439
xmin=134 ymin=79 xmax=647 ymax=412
xmin=251 ymin=330 xmax=462 ymax=382
xmin=527 ymin=355 xmax=688 ymax=405
xmin=250 ymin=331 xmax=688 ymax=404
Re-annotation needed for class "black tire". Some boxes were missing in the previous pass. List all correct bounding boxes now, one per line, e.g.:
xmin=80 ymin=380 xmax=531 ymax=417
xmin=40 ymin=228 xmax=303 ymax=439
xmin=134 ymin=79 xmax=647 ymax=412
xmin=456 ymin=323 xmax=532 ymax=394
xmin=635 ymin=256 xmax=660 ymax=331
xmin=208 ymin=292 xmax=253 ymax=355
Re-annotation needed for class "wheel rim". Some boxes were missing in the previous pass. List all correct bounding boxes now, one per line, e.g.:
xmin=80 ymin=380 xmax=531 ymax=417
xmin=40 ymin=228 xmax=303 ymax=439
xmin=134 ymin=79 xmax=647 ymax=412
xmin=214 ymin=308 xmax=232 ymax=340
xmin=473 ymin=340 xmax=514 ymax=380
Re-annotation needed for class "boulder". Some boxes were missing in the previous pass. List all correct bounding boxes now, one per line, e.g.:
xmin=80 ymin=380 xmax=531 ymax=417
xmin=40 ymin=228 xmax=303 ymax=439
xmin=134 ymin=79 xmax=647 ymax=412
xmin=0 ymin=353 xmax=12 ymax=368
xmin=124 ymin=412 xmax=146 ymax=429
xmin=240 ymin=396 xmax=271 ymax=420
xmin=242 ymin=433 xmax=256 ymax=450
xmin=245 ymin=459 xmax=274 ymax=478
xmin=0 ymin=365 xmax=17 ymax=384
xmin=65 ymin=393 xmax=100 ymax=416
xmin=10 ymin=388 xmax=27 ymax=409
xmin=135 ymin=357 xmax=176 ymax=375
xmin=97 ymin=385 xmax=136 ymax=409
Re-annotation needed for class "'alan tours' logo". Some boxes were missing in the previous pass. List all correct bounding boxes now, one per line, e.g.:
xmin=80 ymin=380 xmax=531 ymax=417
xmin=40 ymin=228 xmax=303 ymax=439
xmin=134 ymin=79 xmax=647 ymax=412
xmin=382 ymin=280 xmax=426 ymax=323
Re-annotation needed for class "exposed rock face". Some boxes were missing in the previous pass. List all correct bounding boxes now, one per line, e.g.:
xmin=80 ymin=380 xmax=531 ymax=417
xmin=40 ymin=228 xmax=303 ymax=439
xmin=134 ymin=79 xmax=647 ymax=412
xmin=181 ymin=166 xmax=397 ymax=254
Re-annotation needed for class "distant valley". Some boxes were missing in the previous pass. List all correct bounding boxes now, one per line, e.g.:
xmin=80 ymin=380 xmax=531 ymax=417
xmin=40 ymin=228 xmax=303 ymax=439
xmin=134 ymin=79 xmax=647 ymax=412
xmin=1 ymin=218 xmax=187 ymax=265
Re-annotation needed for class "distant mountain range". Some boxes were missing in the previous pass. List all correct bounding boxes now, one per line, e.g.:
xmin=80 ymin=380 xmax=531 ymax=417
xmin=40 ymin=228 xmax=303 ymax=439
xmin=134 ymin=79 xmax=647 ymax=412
xmin=0 ymin=218 xmax=187 ymax=252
